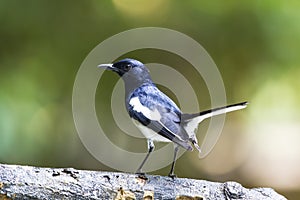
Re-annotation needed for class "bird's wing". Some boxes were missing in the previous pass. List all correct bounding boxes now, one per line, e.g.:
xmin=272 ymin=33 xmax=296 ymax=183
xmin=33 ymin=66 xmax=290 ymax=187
xmin=128 ymin=85 xmax=192 ymax=151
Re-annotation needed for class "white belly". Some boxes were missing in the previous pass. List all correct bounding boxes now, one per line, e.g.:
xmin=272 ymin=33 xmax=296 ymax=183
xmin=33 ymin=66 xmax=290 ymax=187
xmin=132 ymin=120 xmax=171 ymax=142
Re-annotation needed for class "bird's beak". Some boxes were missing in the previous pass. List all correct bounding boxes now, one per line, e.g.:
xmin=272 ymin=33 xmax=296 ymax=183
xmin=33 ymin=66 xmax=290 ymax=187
xmin=97 ymin=63 xmax=115 ymax=71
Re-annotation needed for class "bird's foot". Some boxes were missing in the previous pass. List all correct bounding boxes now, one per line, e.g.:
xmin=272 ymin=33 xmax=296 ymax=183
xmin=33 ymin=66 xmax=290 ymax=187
xmin=135 ymin=172 xmax=148 ymax=180
xmin=168 ymin=173 xmax=177 ymax=179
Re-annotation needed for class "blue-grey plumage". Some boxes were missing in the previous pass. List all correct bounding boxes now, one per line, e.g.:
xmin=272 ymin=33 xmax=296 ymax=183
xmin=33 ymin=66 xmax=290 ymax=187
xmin=98 ymin=58 xmax=248 ymax=177
xmin=128 ymin=84 xmax=192 ymax=149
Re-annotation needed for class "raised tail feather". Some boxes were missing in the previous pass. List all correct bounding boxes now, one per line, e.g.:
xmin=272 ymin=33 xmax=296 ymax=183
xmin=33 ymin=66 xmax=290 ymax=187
xmin=182 ymin=101 xmax=248 ymax=137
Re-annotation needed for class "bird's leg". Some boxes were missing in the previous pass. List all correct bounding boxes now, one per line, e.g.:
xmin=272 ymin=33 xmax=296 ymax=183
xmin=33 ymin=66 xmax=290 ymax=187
xmin=136 ymin=139 xmax=155 ymax=175
xmin=168 ymin=145 xmax=179 ymax=178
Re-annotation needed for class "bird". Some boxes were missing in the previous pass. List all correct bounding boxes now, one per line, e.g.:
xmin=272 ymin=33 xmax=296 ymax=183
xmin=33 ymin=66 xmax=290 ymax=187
xmin=98 ymin=58 xmax=248 ymax=177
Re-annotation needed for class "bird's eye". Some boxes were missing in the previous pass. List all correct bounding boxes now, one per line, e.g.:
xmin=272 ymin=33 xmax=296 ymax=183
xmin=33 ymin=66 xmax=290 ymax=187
xmin=124 ymin=64 xmax=131 ymax=71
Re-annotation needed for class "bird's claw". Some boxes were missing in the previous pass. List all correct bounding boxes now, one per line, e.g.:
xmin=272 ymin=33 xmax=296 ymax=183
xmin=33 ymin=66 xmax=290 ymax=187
xmin=168 ymin=173 xmax=177 ymax=179
xmin=136 ymin=172 xmax=148 ymax=180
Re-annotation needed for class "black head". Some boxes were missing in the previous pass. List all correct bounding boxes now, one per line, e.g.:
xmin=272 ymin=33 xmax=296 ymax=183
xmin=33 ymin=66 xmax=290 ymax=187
xmin=98 ymin=58 xmax=153 ymax=86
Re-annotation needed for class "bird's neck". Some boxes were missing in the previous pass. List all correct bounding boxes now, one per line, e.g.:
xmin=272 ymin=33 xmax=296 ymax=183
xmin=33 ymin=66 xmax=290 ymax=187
xmin=124 ymin=79 xmax=153 ymax=96
xmin=122 ymin=72 xmax=152 ymax=93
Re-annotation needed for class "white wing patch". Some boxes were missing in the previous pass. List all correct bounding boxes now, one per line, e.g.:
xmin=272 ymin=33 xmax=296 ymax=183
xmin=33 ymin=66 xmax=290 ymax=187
xmin=129 ymin=97 xmax=183 ymax=143
xmin=129 ymin=97 xmax=161 ymax=121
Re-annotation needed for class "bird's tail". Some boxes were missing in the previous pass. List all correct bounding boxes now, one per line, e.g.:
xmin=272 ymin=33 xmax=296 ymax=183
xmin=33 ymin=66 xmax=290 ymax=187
xmin=182 ymin=101 xmax=248 ymax=157
xmin=182 ymin=101 xmax=248 ymax=122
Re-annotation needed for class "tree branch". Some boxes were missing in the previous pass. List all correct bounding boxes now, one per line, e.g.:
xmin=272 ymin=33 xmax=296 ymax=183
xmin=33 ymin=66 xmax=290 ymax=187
xmin=0 ymin=163 xmax=286 ymax=200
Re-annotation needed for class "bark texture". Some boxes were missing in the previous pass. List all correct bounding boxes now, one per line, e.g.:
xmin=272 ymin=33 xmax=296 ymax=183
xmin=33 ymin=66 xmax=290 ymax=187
xmin=0 ymin=163 xmax=286 ymax=200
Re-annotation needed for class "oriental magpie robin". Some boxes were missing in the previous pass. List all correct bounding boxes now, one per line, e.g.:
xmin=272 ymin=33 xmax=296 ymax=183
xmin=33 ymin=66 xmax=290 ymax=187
xmin=98 ymin=58 xmax=248 ymax=177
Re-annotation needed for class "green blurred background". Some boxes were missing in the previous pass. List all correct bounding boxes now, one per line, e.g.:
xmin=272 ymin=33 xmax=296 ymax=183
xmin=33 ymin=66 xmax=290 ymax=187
xmin=1 ymin=0 xmax=300 ymax=199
